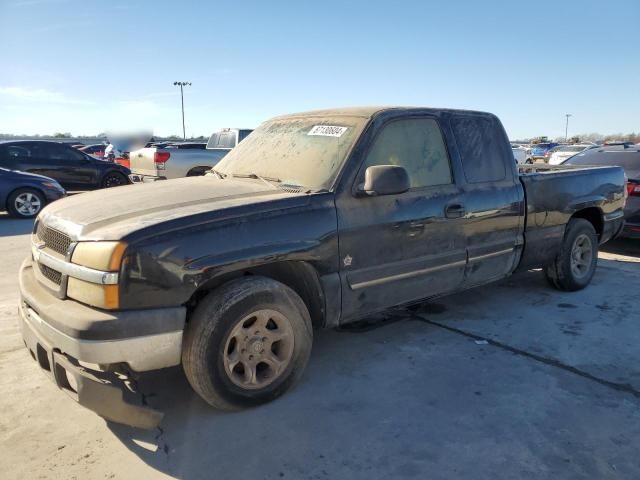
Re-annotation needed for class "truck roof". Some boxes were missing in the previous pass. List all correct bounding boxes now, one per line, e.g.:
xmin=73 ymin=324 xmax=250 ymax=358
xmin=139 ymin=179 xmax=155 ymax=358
xmin=271 ymin=106 xmax=495 ymax=120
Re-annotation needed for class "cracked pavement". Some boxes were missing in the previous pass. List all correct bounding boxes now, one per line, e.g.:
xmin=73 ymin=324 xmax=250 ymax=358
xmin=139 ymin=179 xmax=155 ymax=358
xmin=1 ymin=214 xmax=639 ymax=479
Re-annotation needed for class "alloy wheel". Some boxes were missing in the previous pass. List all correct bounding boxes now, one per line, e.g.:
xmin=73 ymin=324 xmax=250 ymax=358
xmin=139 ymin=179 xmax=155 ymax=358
xmin=14 ymin=192 xmax=42 ymax=216
xmin=223 ymin=309 xmax=295 ymax=390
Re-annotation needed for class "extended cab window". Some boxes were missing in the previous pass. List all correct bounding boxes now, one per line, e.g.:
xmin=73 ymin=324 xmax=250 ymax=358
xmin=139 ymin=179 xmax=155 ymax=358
xmin=363 ymin=118 xmax=452 ymax=188
xmin=451 ymin=116 xmax=507 ymax=183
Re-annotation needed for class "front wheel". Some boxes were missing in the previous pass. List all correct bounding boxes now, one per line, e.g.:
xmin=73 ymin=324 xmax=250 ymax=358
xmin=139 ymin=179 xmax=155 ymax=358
xmin=182 ymin=277 xmax=313 ymax=410
xmin=7 ymin=188 xmax=45 ymax=218
xmin=544 ymin=218 xmax=598 ymax=291
xmin=101 ymin=172 xmax=128 ymax=188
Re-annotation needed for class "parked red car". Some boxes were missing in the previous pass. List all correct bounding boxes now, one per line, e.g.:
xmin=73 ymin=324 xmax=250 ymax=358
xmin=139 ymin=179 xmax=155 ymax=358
xmin=79 ymin=144 xmax=106 ymax=158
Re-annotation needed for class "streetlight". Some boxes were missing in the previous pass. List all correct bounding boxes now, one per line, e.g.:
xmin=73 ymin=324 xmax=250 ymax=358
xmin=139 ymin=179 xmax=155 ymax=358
xmin=173 ymin=81 xmax=191 ymax=140
xmin=565 ymin=113 xmax=572 ymax=142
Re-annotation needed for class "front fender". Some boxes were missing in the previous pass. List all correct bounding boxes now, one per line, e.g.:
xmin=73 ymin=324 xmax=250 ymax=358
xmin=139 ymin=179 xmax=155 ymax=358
xmin=118 ymin=195 xmax=339 ymax=309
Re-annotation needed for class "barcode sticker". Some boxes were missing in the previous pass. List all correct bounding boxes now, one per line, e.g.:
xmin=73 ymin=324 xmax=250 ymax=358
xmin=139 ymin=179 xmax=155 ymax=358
xmin=308 ymin=125 xmax=348 ymax=137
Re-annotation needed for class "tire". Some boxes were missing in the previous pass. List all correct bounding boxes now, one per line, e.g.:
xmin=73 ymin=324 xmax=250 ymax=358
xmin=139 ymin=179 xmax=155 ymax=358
xmin=182 ymin=276 xmax=313 ymax=410
xmin=7 ymin=188 xmax=46 ymax=218
xmin=186 ymin=167 xmax=208 ymax=177
xmin=101 ymin=172 xmax=128 ymax=188
xmin=544 ymin=218 xmax=598 ymax=291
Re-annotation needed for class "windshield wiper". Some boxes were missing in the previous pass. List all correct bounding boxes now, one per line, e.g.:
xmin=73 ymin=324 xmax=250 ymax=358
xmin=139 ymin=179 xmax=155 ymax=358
xmin=210 ymin=168 xmax=227 ymax=179
xmin=231 ymin=173 xmax=281 ymax=188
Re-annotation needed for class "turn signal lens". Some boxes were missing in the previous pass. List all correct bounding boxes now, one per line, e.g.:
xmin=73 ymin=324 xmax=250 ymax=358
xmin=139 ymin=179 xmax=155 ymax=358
xmin=67 ymin=278 xmax=119 ymax=309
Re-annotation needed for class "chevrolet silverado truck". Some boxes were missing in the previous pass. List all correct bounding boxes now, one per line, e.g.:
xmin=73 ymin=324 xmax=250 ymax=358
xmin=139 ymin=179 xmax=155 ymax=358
xmin=128 ymin=128 xmax=252 ymax=182
xmin=19 ymin=107 xmax=626 ymax=428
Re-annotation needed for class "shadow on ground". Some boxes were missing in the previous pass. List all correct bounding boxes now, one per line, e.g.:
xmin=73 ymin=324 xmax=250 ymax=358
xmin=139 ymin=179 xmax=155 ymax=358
xmin=0 ymin=213 xmax=34 ymax=237
xmin=107 ymin=265 xmax=640 ymax=479
xmin=601 ymin=237 xmax=640 ymax=257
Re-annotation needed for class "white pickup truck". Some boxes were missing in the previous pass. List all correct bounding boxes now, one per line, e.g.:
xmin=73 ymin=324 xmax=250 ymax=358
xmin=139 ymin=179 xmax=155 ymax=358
xmin=128 ymin=128 xmax=252 ymax=182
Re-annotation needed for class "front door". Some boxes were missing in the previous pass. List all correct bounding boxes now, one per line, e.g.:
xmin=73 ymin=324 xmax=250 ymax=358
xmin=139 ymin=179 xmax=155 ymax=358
xmin=336 ymin=117 xmax=467 ymax=322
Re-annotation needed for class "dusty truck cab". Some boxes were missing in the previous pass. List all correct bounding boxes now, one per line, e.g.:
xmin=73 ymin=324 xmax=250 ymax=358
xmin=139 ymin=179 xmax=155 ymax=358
xmin=18 ymin=107 xmax=626 ymax=428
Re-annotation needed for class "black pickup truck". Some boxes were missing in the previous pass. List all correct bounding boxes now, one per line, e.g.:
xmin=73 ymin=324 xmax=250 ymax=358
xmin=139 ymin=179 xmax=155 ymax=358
xmin=18 ymin=107 xmax=626 ymax=428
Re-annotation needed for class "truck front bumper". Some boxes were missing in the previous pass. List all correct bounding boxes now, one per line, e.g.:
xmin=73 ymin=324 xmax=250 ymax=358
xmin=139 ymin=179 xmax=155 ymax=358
xmin=18 ymin=258 xmax=186 ymax=429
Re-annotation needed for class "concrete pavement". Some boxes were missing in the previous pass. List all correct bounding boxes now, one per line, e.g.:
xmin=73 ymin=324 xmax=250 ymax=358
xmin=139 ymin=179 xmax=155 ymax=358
xmin=1 ymin=214 xmax=639 ymax=479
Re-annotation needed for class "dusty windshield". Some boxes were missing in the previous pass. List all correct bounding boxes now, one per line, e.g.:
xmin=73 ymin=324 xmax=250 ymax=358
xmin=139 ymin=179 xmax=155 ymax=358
xmin=214 ymin=116 xmax=369 ymax=190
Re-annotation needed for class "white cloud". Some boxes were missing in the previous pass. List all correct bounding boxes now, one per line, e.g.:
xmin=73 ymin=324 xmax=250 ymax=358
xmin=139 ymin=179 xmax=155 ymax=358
xmin=0 ymin=86 xmax=89 ymax=105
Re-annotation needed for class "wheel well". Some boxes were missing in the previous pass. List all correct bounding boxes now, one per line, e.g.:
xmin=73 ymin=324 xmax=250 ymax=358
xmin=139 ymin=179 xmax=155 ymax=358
xmin=187 ymin=261 xmax=326 ymax=329
xmin=186 ymin=166 xmax=210 ymax=177
xmin=571 ymin=207 xmax=603 ymax=239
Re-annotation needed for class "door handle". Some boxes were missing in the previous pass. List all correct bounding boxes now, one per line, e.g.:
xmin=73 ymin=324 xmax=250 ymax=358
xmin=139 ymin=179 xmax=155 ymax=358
xmin=445 ymin=203 xmax=466 ymax=219
xmin=407 ymin=222 xmax=425 ymax=237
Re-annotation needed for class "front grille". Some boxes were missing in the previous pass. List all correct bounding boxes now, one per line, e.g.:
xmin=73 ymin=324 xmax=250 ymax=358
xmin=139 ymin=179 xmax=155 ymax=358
xmin=38 ymin=262 xmax=62 ymax=285
xmin=37 ymin=223 xmax=71 ymax=255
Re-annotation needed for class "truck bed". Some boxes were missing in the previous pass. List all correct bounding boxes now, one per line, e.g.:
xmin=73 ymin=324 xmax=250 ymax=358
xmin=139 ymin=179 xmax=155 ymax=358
xmin=516 ymin=163 xmax=626 ymax=269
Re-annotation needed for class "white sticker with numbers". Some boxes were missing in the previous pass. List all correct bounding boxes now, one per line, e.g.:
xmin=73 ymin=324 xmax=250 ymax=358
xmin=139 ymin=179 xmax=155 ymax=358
xmin=308 ymin=125 xmax=348 ymax=137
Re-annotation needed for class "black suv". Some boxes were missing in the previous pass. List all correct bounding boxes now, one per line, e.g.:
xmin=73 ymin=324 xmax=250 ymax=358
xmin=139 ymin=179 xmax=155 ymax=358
xmin=0 ymin=141 xmax=131 ymax=190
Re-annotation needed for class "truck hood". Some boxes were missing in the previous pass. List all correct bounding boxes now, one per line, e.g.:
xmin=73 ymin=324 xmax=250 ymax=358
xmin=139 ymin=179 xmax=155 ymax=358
xmin=38 ymin=176 xmax=299 ymax=241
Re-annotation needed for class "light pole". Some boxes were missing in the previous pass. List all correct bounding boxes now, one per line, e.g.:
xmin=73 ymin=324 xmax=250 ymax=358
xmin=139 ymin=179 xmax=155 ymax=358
xmin=564 ymin=113 xmax=572 ymax=142
xmin=173 ymin=81 xmax=191 ymax=140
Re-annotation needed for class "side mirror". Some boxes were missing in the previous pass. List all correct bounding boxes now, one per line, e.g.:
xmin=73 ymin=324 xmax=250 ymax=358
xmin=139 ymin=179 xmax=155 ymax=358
xmin=359 ymin=165 xmax=410 ymax=196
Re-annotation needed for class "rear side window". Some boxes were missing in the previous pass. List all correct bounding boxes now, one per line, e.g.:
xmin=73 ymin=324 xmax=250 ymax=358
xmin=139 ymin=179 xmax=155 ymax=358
xmin=363 ymin=118 xmax=452 ymax=188
xmin=452 ymin=116 xmax=508 ymax=183
xmin=5 ymin=145 xmax=32 ymax=159
xmin=207 ymin=131 xmax=237 ymax=149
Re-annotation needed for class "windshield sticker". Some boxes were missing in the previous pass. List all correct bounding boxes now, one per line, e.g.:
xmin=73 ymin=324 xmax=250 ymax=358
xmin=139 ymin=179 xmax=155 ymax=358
xmin=308 ymin=125 xmax=348 ymax=137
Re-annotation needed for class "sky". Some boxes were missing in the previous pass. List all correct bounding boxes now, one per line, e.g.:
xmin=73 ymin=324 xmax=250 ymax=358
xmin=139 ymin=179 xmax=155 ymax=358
xmin=0 ymin=0 xmax=638 ymax=140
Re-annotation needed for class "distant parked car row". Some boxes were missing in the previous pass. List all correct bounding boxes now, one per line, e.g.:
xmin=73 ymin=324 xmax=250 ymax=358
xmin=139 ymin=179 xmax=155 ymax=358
xmin=78 ymin=143 xmax=106 ymax=158
xmin=0 ymin=140 xmax=132 ymax=218
xmin=548 ymin=144 xmax=598 ymax=164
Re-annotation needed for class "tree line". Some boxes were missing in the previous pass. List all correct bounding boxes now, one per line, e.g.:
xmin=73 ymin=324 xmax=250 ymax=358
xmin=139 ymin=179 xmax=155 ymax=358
xmin=513 ymin=132 xmax=640 ymax=144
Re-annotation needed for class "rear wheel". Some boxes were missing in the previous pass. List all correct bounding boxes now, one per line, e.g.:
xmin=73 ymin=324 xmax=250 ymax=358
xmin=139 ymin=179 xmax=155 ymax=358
xmin=182 ymin=277 xmax=313 ymax=410
xmin=544 ymin=218 xmax=598 ymax=291
xmin=101 ymin=172 xmax=128 ymax=188
xmin=7 ymin=188 xmax=45 ymax=218
xmin=186 ymin=167 xmax=209 ymax=177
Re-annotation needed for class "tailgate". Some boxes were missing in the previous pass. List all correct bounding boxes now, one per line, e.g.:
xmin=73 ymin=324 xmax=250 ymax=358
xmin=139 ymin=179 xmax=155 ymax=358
xmin=129 ymin=147 xmax=159 ymax=177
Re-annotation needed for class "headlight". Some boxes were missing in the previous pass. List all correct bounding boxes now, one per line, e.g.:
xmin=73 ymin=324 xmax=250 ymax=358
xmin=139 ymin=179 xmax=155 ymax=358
xmin=72 ymin=241 xmax=127 ymax=271
xmin=68 ymin=242 xmax=127 ymax=309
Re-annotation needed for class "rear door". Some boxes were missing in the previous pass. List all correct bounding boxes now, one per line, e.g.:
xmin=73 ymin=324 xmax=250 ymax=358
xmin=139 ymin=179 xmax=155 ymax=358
xmin=336 ymin=116 xmax=467 ymax=321
xmin=449 ymin=114 xmax=524 ymax=287
xmin=34 ymin=143 xmax=97 ymax=188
